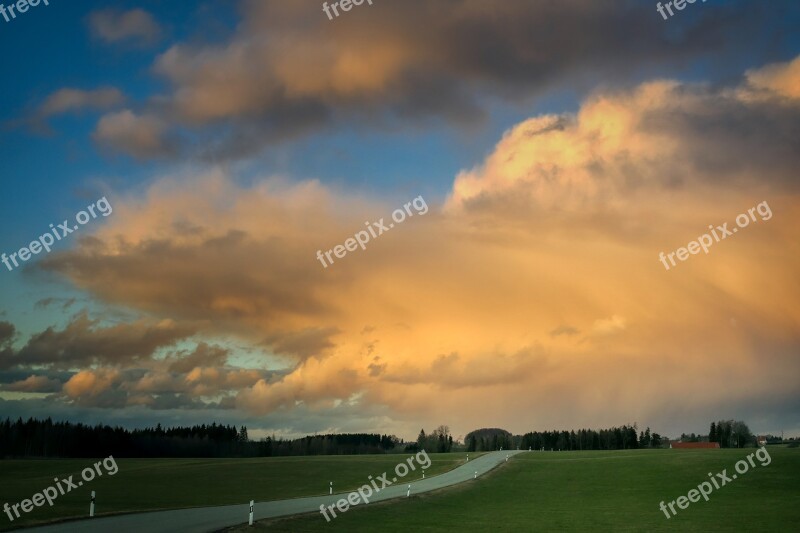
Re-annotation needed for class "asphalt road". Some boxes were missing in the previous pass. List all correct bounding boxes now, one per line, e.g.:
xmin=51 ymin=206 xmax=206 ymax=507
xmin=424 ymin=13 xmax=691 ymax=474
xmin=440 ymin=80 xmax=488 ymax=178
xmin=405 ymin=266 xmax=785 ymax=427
xmin=24 ymin=450 xmax=525 ymax=533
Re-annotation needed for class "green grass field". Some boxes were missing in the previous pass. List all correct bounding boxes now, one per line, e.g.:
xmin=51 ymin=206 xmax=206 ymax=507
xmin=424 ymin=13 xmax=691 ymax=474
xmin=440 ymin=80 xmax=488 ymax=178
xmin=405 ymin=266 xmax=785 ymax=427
xmin=2 ymin=448 xmax=798 ymax=531
xmin=232 ymin=447 xmax=800 ymax=532
xmin=0 ymin=453 xmax=475 ymax=531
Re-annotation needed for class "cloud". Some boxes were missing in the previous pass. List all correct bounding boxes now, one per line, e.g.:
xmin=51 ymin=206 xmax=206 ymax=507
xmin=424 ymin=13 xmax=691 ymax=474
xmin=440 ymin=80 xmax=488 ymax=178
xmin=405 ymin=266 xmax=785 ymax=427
xmin=13 ymin=87 xmax=125 ymax=134
xmin=34 ymin=298 xmax=77 ymax=311
xmin=745 ymin=55 xmax=800 ymax=100
xmin=367 ymin=363 xmax=386 ymax=377
xmin=0 ymin=317 xmax=272 ymax=408
xmin=0 ymin=321 xmax=15 ymax=346
xmin=87 ymin=8 xmax=163 ymax=47
xmin=167 ymin=342 xmax=229 ymax=373
xmin=380 ymin=349 xmax=547 ymax=390
xmin=445 ymin=78 xmax=800 ymax=218
xmin=236 ymin=357 xmax=362 ymax=413
xmin=93 ymin=0 xmax=795 ymax=159
xmin=93 ymin=110 xmax=174 ymax=158
xmin=17 ymin=55 xmax=800 ymax=437
xmin=262 ymin=327 xmax=341 ymax=361
xmin=36 ymin=87 xmax=125 ymax=119
xmin=0 ymin=313 xmax=279 ymax=409
xmin=2 ymin=375 xmax=63 ymax=393
xmin=1 ymin=313 xmax=195 ymax=370
xmin=550 ymin=325 xmax=580 ymax=338
xmin=37 ymin=173 xmax=362 ymax=334
xmin=63 ymin=368 xmax=120 ymax=399
xmin=183 ymin=367 xmax=264 ymax=397
xmin=591 ymin=315 xmax=627 ymax=336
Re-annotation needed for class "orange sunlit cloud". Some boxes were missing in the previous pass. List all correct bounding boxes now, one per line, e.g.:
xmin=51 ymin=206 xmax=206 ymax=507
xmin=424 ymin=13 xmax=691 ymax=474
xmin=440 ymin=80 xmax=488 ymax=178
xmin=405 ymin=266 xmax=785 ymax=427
xmin=24 ymin=55 xmax=800 ymax=437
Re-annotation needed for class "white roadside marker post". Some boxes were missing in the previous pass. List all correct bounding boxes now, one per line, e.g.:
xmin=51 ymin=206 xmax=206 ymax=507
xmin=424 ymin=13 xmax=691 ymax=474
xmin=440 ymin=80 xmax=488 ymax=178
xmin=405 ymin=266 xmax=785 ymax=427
xmin=330 ymin=481 xmax=333 ymax=495
xmin=466 ymin=454 xmax=469 ymax=462
xmin=90 ymin=491 xmax=95 ymax=517
xmin=422 ymin=470 xmax=425 ymax=479
xmin=474 ymin=471 xmax=477 ymax=479
xmin=249 ymin=500 xmax=254 ymax=526
xmin=407 ymin=484 xmax=410 ymax=497
xmin=506 ymin=454 xmax=509 ymax=462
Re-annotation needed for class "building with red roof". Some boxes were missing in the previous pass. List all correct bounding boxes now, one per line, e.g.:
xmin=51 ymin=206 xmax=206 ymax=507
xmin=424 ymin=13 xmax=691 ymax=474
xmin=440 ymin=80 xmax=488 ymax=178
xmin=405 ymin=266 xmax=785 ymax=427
xmin=670 ymin=442 xmax=720 ymax=449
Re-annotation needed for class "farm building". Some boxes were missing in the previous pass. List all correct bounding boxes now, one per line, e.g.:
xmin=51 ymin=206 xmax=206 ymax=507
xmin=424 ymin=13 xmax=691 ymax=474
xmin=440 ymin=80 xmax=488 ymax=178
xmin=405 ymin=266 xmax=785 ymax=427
xmin=669 ymin=442 xmax=720 ymax=449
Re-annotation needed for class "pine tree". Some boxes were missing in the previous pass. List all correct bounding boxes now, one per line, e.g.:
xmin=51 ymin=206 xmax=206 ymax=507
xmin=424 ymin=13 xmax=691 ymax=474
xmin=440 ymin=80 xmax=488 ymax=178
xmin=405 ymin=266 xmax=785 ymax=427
xmin=651 ymin=432 xmax=662 ymax=447
xmin=417 ymin=429 xmax=427 ymax=450
xmin=709 ymin=422 xmax=717 ymax=443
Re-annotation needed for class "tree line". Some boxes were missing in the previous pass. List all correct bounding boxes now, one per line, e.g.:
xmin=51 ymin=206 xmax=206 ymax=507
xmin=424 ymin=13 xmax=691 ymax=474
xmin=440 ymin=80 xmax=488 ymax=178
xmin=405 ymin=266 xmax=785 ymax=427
xmin=518 ymin=424 xmax=660 ymax=451
xmin=0 ymin=417 xmax=399 ymax=458
xmin=465 ymin=428 xmax=513 ymax=451
xmin=709 ymin=420 xmax=753 ymax=448
xmin=465 ymin=425 xmax=664 ymax=451
xmin=468 ymin=420 xmax=757 ymax=451
xmin=256 ymin=433 xmax=399 ymax=456
xmin=1 ymin=416 xmax=759 ymax=459
xmin=410 ymin=425 xmax=454 ymax=452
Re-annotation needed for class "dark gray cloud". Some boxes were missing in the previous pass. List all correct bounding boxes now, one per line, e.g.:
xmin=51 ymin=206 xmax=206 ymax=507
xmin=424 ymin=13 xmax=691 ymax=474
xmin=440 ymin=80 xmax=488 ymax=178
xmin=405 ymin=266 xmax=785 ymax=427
xmin=38 ymin=229 xmax=334 ymax=325
xmin=167 ymin=342 xmax=230 ymax=373
xmin=0 ymin=375 xmax=63 ymax=393
xmin=0 ymin=313 xmax=195 ymax=370
xmin=34 ymin=297 xmax=77 ymax=311
xmin=0 ymin=396 xmax=405 ymax=440
xmin=637 ymin=89 xmax=800 ymax=190
xmin=0 ymin=321 xmax=15 ymax=346
xmin=101 ymin=0 xmax=800 ymax=160
xmin=0 ymin=314 xmax=283 ymax=410
xmin=0 ymin=368 xmax=74 ymax=387
xmin=262 ymin=327 xmax=340 ymax=361
xmin=550 ymin=325 xmax=580 ymax=337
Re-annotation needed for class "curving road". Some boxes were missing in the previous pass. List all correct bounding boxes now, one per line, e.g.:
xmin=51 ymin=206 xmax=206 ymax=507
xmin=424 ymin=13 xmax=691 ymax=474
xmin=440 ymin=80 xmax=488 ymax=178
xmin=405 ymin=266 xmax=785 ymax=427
xmin=24 ymin=450 xmax=525 ymax=533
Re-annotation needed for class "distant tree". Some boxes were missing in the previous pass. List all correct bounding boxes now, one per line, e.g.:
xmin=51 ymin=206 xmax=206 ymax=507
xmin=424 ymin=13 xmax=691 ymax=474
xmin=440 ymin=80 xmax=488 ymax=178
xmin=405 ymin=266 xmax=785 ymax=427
xmin=239 ymin=426 xmax=249 ymax=442
xmin=714 ymin=420 xmax=739 ymax=448
xmin=709 ymin=422 xmax=717 ymax=443
xmin=417 ymin=429 xmax=427 ymax=450
xmin=625 ymin=425 xmax=638 ymax=449
xmin=651 ymin=433 xmax=662 ymax=447
xmin=644 ymin=427 xmax=652 ymax=448
xmin=711 ymin=420 xmax=751 ymax=448
xmin=731 ymin=420 xmax=753 ymax=448
xmin=432 ymin=425 xmax=452 ymax=452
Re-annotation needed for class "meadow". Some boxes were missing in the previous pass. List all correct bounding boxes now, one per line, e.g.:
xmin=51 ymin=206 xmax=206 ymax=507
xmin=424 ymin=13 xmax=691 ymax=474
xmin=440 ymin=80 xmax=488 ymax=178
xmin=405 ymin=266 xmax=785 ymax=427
xmin=231 ymin=447 xmax=800 ymax=532
xmin=0 ymin=452 xmax=473 ymax=530
xmin=2 ymin=448 xmax=798 ymax=531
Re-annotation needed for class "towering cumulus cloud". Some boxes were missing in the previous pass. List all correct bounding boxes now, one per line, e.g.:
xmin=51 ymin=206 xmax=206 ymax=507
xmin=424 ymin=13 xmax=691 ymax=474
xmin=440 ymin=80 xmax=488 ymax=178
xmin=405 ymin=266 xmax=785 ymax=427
xmin=18 ymin=55 xmax=798 ymax=436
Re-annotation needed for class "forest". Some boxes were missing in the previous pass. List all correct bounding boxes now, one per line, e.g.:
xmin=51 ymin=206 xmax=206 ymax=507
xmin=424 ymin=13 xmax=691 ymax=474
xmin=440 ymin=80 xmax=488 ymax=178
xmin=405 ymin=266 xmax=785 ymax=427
xmin=0 ymin=417 xmax=399 ymax=458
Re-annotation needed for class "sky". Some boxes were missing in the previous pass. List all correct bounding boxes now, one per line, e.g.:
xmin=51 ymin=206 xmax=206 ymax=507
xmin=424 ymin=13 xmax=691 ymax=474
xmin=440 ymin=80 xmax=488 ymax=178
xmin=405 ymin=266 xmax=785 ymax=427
xmin=1 ymin=0 xmax=799 ymax=443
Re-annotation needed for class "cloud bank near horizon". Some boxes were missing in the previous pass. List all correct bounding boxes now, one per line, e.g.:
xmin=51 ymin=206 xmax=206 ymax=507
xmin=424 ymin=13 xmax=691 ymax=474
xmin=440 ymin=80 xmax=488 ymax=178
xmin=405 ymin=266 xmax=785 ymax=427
xmin=2 ymin=54 xmax=799 ymax=438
